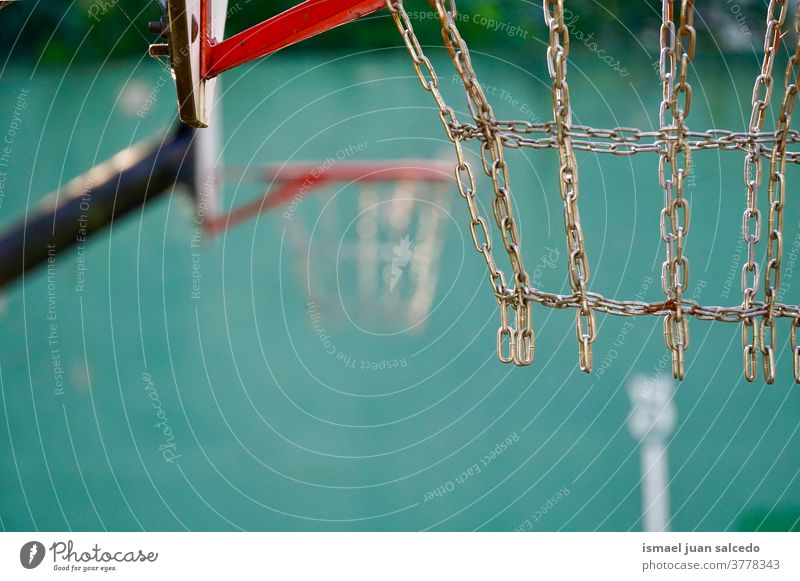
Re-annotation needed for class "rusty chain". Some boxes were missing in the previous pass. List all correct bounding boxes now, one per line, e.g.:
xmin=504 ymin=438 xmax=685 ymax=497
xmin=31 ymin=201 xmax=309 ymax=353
xmin=545 ymin=0 xmax=596 ymax=372
xmin=453 ymin=123 xmax=800 ymax=158
xmin=761 ymin=4 xmax=800 ymax=384
xmin=388 ymin=0 xmax=800 ymax=381
xmin=741 ymin=0 xmax=787 ymax=382
xmin=657 ymin=0 xmax=695 ymax=380
xmin=658 ymin=0 xmax=679 ymax=377
xmin=435 ymin=0 xmax=535 ymax=366
xmin=386 ymin=0 xmax=535 ymax=366
xmin=522 ymin=289 xmax=800 ymax=322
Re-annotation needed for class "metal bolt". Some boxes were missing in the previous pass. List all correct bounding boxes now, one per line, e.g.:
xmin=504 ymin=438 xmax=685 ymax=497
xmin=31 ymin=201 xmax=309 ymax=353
xmin=148 ymin=43 xmax=170 ymax=57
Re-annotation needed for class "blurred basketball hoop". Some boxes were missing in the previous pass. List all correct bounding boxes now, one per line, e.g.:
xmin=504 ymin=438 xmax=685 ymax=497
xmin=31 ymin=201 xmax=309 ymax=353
xmin=211 ymin=160 xmax=453 ymax=332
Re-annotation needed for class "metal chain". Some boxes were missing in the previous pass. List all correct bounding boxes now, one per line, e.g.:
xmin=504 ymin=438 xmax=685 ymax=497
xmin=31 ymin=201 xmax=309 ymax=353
xmin=658 ymin=0 xmax=679 ymax=377
xmin=741 ymin=0 xmax=787 ymax=382
xmin=385 ymin=0 xmax=534 ymax=365
xmin=387 ymin=0 xmax=800 ymax=382
xmin=434 ymin=0 xmax=534 ymax=365
xmin=522 ymin=289 xmax=800 ymax=322
xmin=658 ymin=0 xmax=695 ymax=380
xmin=545 ymin=0 xmax=596 ymax=373
xmin=453 ymin=123 xmax=800 ymax=157
xmin=761 ymin=3 xmax=800 ymax=384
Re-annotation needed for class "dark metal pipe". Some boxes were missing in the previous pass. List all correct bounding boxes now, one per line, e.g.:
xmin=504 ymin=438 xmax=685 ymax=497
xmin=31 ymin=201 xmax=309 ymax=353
xmin=0 ymin=124 xmax=196 ymax=288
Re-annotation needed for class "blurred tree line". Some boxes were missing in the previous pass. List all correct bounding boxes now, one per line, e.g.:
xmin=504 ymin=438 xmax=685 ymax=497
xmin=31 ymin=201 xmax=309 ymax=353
xmin=0 ymin=0 xmax=766 ymax=65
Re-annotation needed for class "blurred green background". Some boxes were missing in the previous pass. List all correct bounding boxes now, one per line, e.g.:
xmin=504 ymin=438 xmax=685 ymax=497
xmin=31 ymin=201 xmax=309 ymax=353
xmin=0 ymin=0 xmax=768 ymax=64
xmin=0 ymin=1 xmax=798 ymax=531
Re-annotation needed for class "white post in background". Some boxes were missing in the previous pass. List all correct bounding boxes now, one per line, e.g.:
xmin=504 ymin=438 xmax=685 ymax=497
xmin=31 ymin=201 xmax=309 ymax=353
xmin=627 ymin=374 xmax=677 ymax=532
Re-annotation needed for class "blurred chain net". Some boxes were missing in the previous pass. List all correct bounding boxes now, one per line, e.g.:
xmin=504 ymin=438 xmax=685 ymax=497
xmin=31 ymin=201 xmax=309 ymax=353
xmin=386 ymin=0 xmax=800 ymax=384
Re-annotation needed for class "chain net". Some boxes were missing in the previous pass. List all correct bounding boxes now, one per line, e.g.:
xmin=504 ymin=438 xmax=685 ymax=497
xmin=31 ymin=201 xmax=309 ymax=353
xmin=386 ymin=0 xmax=800 ymax=383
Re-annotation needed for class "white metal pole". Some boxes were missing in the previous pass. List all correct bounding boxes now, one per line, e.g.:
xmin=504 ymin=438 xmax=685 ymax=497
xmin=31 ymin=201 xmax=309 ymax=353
xmin=627 ymin=375 xmax=677 ymax=532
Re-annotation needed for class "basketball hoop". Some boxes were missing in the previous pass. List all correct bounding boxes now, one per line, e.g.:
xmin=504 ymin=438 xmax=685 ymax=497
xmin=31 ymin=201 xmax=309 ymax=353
xmin=152 ymin=0 xmax=800 ymax=383
xmin=208 ymin=160 xmax=453 ymax=331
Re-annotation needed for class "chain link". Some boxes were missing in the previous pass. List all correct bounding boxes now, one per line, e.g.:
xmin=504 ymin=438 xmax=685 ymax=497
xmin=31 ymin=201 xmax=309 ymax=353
xmin=545 ymin=0 xmax=596 ymax=373
xmin=435 ymin=0 xmax=535 ymax=365
xmin=389 ymin=0 xmax=800 ymax=381
xmin=453 ymin=123 xmax=800 ymax=157
xmin=740 ymin=0 xmax=786 ymax=382
xmin=386 ymin=0 xmax=535 ymax=365
xmin=658 ymin=0 xmax=695 ymax=380
xmin=522 ymin=289 xmax=800 ymax=322
xmin=761 ymin=2 xmax=800 ymax=384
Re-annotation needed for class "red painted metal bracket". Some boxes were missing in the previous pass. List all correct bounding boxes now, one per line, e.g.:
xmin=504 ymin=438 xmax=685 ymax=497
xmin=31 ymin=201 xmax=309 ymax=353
xmin=204 ymin=0 xmax=387 ymax=79
xmin=204 ymin=160 xmax=451 ymax=233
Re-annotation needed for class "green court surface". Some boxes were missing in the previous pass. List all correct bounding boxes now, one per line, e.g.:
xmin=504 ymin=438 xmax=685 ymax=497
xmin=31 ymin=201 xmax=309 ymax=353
xmin=0 ymin=48 xmax=798 ymax=531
